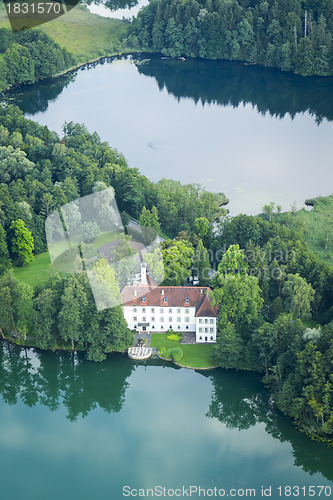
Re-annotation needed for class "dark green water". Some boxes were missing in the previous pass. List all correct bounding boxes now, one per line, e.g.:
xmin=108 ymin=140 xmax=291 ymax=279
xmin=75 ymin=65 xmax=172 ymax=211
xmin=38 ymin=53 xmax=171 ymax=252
xmin=3 ymin=55 xmax=333 ymax=215
xmin=0 ymin=344 xmax=332 ymax=500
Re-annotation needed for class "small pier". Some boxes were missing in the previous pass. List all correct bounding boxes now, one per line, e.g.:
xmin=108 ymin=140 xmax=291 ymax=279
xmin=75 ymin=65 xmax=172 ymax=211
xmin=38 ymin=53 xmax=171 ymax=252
xmin=128 ymin=347 xmax=152 ymax=360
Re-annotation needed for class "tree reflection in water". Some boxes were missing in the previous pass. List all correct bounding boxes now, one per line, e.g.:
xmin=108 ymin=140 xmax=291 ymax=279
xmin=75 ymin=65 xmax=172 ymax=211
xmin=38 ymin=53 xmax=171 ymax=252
xmin=0 ymin=344 xmax=332 ymax=482
xmin=205 ymin=368 xmax=333 ymax=482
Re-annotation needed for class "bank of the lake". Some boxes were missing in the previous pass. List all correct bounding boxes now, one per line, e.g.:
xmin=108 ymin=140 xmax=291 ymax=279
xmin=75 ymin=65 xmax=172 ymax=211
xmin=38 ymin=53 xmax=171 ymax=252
xmin=8 ymin=55 xmax=333 ymax=215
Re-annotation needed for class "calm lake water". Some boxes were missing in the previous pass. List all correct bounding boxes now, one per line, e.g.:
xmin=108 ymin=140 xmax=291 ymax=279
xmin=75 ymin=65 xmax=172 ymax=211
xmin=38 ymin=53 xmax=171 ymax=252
xmin=0 ymin=344 xmax=332 ymax=500
xmin=87 ymin=0 xmax=149 ymax=19
xmin=4 ymin=55 xmax=333 ymax=215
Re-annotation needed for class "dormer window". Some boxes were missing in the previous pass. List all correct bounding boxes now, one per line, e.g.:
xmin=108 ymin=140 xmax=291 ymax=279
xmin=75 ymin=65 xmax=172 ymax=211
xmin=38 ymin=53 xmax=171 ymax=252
xmin=185 ymin=297 xmax=189 ymax=304
xmin=142 ymin=297 xmax=146 ymax=303
xmin=163 ymin=297 xmax=167 ymax=303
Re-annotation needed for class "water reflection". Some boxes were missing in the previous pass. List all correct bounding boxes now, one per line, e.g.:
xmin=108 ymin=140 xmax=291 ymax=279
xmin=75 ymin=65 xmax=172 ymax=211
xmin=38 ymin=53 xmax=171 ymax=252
xmin=206 ymin=369 xmax=333 ymax=482
xmin=5 ymin=55 xmax=333 ymax=124
xmin=136 ymin=57 xmax=333 ymax=124
xmin=1 ymin=75 xmax=75 ymax=115
xmin=0 ymin=343 xmax=332 ymax=483
xmin=86 ymin=0 xmax=149 ymax=18
xmin=0 ymin=344 xmax=134 ymax=420
xmin=85 ymin=0 xmax=139 ymax=11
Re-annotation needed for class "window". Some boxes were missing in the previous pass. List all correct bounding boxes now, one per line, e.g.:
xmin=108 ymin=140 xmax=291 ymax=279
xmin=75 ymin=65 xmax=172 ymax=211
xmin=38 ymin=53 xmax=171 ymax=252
xmin=205 ymin=318 xmax=208 ymax=324
xmin=210 ymin=327 xmax=214 ymax=333
xmin=133 ymin=316 xmax=137 ymax=321
xmin=210 ymin=318 xmax=214 ymax=324
xmin=164 ymin=297 xmax=167 ymax=303
xmin=142 ymin=297 xmax=146 ymax=303
xmin=199 ymin=318 xmax=202 ymax=324
xmin=185 ymin=310 xmax=190 ymax=316
xmin=169 ymin=308 xmax=172 ymax=313
xmin=142 ymin=307 xmax=146 ymax=313
xmin=160 ymin=317 xmax=164 ymax=322
xmin=210 ymin=336 xmax=214 ymax=340
xmin=185 ymin=297 xmax=189 ymax=304
xmin=142 ymin=317 xmax=146 ymax=322
xmin=199 ymin=327 xmax=202 ymax=333
xmin=199 ymin=336 xmax=202 ymax=340
xmin=134 ymin=325 xmax=137 ymax=329
xmin=152 ymin=325 xmax=155 ymax=329
xmin=168 ymin=317 xmax=172 ymax=322
xmin=178 ymin=325 xmax=180 ymax=329
xmin=133 ymin=307 xmax=137 ymax=312
xmin=161 ymin=325 xmax=164 ymax=329
xmin=151 ymin=307 xmax=155 ymax=313
xmin=205 ymin=327 xmax=208 ymax=333
xmin=169 ymin=325 xmax=172 ymax=329
xmin=152 ymin=317 xmax=155 ymax=322
xmin=186 ymin=326 xmax=189 ymax=329
xmin=185 ymin=317 xmax=190 ymax=323
xmin=160 ymin=308 xmax=163 ymax=313
xmin=177 ymin=316 xmax=181 ymax=323
xmin=177 ymin=308 xmax=181 ymax=313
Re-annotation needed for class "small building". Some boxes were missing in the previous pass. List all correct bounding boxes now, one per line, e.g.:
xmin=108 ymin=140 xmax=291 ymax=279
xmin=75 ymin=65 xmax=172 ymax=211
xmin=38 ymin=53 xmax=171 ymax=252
xmin=121 ymin=282 xmax=218 ymax=344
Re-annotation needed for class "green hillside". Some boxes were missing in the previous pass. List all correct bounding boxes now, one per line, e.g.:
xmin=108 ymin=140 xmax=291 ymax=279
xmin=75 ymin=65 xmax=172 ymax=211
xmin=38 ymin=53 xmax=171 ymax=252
xmin=0 ymin=3 xmax=129 ymax=63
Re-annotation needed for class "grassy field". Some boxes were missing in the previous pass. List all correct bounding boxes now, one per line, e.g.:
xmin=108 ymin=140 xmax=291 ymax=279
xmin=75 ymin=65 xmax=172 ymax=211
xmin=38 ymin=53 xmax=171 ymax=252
xmin=13 ymin=251 xmax=54 ymax=287
xmin=0 ymin=3 xmax=130 ymax=63
xmin=12 ymin=228 xmax=124 ymax=285
xmin=292 ymin=195 xmax=333 ymax=267
xmin=150 ymin=333 xmax=216 ymax=369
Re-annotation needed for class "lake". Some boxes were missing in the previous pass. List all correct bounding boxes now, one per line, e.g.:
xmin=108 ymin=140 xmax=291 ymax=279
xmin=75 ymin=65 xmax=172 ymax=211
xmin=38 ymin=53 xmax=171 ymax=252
xmin=4 ymin=55 xmax=333 ymax=215
xmin=0 ymin=344 xmax=332 ymax=500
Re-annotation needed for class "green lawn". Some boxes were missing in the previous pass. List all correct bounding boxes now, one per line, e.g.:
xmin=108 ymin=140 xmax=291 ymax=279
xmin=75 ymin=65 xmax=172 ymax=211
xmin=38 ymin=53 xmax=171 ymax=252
xmin=12 ymin=230 xmax=131 ymax=286
xmin=0 ymin=3 xmax=130 ymax=63
xmin=41 ymin=5 xmax=130 ymax=62
xmin=150 ymin=333 xmax=216 ymax=369
xmin=13 ymin=252 xmax=55 ymax=287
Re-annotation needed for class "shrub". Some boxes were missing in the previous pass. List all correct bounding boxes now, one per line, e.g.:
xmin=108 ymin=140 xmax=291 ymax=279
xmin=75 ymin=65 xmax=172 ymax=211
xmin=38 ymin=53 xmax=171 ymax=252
xmin=167 ymin=347 xmax=183 ymax=362
xmin=158 ymin=347 xmax=169 ymax=358
xmin=167 ymin=333 xmax=181 ymax=341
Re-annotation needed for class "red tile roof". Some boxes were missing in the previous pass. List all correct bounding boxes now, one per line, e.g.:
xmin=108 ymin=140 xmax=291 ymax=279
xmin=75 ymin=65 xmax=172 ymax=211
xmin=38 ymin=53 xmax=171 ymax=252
xmin=121 ymin=286 xmax=218 ymax=317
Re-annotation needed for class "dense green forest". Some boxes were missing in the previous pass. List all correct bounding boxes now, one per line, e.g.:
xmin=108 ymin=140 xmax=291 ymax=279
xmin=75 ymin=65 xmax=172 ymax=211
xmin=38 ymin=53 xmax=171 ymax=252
xmin=0 ymin=103 xmax=332 ymax=442
xmin=0 ymin=28 xmax=75 ymax=91
xmin=0 ymin=104 xmax=225 ymax=359
xmin=130 ymin=0 xmax=333 ymax=76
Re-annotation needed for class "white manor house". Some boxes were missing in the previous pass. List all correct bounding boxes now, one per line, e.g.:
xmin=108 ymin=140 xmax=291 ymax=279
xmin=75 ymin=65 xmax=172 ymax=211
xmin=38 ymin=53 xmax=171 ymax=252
xmin=121 ymin=266 xmax=218 ymax=344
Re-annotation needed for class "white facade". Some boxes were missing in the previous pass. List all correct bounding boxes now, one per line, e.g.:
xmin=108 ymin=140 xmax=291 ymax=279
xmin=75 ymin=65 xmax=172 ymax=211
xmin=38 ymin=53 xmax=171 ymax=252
xmin=123 ymin=305 xmax=217 ymax=343
xmin=195 ymin=316 xmax=217 ymax=343
xmin=123 ymin=305 xmax=196 ymax=333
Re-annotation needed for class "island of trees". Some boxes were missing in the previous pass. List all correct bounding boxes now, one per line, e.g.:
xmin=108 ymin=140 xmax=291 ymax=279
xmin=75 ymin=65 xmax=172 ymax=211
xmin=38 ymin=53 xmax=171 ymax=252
xmin=0 ymin=103 xmax=332 ymax=443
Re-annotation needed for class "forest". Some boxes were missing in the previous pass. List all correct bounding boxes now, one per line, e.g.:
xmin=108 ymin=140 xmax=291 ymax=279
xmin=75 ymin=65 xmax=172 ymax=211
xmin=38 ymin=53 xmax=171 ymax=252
xmin=0 ymin=101 xmax=332 ymax=442
xmin=129 ymin=0 xmax=333 ymax=76
xmin=0 ymin=104 xmax=225 ymax=360
xmin=0 ymin=28 xmax=75 ymax=91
